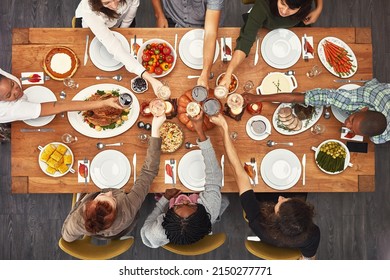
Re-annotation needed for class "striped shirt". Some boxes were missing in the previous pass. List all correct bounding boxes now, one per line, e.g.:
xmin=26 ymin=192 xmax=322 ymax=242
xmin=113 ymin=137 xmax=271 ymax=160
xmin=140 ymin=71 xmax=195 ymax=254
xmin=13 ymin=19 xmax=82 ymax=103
xmin=304 ymin=79 xmax=390 ymax=144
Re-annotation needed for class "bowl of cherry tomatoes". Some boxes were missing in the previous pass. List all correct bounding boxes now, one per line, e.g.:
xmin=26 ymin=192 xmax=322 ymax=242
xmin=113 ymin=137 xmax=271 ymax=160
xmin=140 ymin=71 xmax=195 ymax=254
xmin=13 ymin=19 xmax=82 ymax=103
xmin=137 ymin=39 xmax=176 ymax=78
xmin=216 ymin=72 xmax=239 ymax=93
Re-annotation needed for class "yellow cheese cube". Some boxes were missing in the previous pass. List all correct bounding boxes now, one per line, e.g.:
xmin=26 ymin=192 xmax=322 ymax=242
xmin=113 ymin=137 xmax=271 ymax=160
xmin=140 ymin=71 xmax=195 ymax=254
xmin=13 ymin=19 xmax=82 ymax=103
xmin=56 ymin=144 xmax=67 ymax=155
xmin=46 ymin=166 xmax=56 ymax=175
xmin=57 ymin=163 xmax=69 ymax=174
xmin=47 ymin=158 xmax=57 ymax=168
xmin=40 ymin=151 xmax=51 ymax=163
xmin=50 ymin=151 xmax=63 ymax=162
xmin=44 ymin=144 xmax=56 ymax=155
xmin=63 ymin=154 xmax=72 ymax=165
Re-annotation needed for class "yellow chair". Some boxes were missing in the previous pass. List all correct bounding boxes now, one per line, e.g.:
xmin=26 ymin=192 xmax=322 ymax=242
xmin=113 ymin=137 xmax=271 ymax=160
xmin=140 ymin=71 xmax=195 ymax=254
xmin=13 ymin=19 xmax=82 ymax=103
xmin=243 ymin=211 xmax=301 ymax=260
xmin=162 ymin=233 xmax=227 ymax=256
xmin=58 ymin=193 xmax=134 ymax=260
xmin=71 ymin=17 xmax=76 ymax=28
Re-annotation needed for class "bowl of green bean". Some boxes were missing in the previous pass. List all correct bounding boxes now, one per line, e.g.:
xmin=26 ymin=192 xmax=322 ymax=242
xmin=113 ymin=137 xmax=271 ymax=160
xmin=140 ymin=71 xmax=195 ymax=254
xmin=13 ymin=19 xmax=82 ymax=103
xmin=312 ymin=139 xmax=352 ymax=174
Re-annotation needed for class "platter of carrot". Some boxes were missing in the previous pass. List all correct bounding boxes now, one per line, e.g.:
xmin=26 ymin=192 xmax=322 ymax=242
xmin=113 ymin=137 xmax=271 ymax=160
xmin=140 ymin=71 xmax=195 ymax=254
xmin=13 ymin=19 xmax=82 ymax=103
xmin=317 ymin=37 xmax=358 ymax=78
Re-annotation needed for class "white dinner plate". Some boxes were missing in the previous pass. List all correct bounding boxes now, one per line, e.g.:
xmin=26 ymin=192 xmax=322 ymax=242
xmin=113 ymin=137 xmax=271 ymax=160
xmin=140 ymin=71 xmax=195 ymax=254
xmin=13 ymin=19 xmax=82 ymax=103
xmin=317 ymin=36 xmax=358 ymax=78
xmin=246 ymin=115 xmax=271 ymax=141
xmin=178 ymin=29 xmax=219 ymax=70
xmin=178 ymin=150 xmax=206 ymax=191
xmin=331 ymin=84 xmax=360 ymax=123
xmin=23 ymin=86 xmax=57 ymax=127
xmin=67 ymin=84 xmax=140 ymax=139
xmin=261 ymin=28 xmax=301 ymax=69
xmin=90 ymin=150 xmax=131 ymax=189
xmin=260 ymin=149 xmax=301 ymax=190
xmin=89 ymin=31 xmax=130 ymax=71
xmin=272 ymin=103 xmax=323 ymax=135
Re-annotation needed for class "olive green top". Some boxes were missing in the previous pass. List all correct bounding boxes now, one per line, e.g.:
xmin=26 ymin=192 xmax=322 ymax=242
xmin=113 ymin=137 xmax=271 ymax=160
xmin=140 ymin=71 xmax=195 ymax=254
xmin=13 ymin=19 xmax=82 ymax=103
xmin=236 ymin=0 xmax=300 ymax=56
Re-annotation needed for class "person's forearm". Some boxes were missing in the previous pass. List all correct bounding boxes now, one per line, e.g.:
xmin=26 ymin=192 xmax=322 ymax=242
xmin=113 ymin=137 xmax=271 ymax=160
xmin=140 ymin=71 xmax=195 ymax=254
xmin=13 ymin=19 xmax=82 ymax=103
xmin=151 ymin=0 xmax=165 ymax=20
xmin=314 ymin=0 xmax=323 ymax=10
xmin=201 ymin=10 xmax=220 ymax=79
xmin=225 ymin=50 xmax=246 ymax=77
xmin=249 ymin=92 xmax=306 ymax=103
xmin=39 ymin=100 xmax=110 ymax=117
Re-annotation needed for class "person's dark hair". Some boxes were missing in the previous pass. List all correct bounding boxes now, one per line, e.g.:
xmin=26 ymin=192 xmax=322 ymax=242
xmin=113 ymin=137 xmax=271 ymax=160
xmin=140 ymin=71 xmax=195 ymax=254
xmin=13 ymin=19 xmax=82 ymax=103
xmin=84 ymin=200 xmax=117 ymax=234
xmin=359 ymin=110 xmax=387 ymax=137
xmin=89 ymin=0 xmax=126 ymax=19
xmin=162 ymin=204 xmax=212 ymax=245
xmin=268 ymin=0 xmax=312 ymax=21
xmin=259 ymin=198 xmax=315 ymax=242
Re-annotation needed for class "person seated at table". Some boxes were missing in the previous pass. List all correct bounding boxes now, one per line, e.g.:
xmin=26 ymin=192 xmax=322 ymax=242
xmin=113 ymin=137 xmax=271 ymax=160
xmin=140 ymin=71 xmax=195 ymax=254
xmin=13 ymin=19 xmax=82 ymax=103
xmin=74 ymin=0 xmax=165 ymax=96
xmin=210 ymin=113 xmax=320 ymax=260
xmin=140 ymin=111 xmax=228 ymax=248
xmin=0 ymin=68 xmax=122 ymax=124
xmin=61 ymin=114 xmax=165 ymax=242
xmin=219 ymin=0 xmax=323 ymax=88
xmin=151 ymin=0 xmax=224 ymax=89
xmin=242 ymin=79 xmax=389 ymax=144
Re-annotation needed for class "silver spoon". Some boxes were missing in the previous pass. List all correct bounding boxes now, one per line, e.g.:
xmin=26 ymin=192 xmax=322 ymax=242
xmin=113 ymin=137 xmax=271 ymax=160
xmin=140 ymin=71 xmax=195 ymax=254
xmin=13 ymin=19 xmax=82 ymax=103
xmin=96 ymin=75 xmax=123 ymax=81
xmin=59 ymin=91 xmax=66 ymax=117
xmin=185 ymin=142 xmax=198 ymax=149
xmin=323 ymin=106 xmax=331 ymax=119
xmin=187 ymin=72 xmax=214 ymax=79
xmin=266 ymin=140 xmax=293 ymax=147
xmin=96 ymin=142 xmax=123 ymax=149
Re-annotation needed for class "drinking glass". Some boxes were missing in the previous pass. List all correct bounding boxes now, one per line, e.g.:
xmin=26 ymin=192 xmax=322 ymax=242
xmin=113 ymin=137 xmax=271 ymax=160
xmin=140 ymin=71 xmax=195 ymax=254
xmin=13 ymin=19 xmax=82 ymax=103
xmin=61 ymin=133 xmax=78 ymax=144
xmin=137 ymin=133 xmax=150 ymax=144
xmin=306 ymin=65 xmax=322 ymax=78
xmin=230 ymin=131 xmax=238 ymax=141
xmin=311 ymin=124 xmax=326 ymax=135
xmin=63 ymin=78 xmax=79 ymax=89
xmin=156 ymin=81 xmax=171 ymax=100
xmin=243 ymin=80 xmax=254 ymax=92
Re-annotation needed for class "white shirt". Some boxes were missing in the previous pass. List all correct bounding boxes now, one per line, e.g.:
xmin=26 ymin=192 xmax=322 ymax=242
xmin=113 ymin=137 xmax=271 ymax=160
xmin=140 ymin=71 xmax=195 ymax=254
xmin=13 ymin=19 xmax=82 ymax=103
xmin=0 ymin=68 xmax=41 ymax=123
xmin=75 ymin=0 xmax=145 ymax=76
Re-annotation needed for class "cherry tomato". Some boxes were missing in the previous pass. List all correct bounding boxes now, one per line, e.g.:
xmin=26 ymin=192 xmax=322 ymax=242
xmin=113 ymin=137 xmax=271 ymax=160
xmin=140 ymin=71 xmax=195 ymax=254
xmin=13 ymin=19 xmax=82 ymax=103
xmin=162 ymin=47 xmax=171 ymax=55
xmin=157 ymin=43 xmax=164 ymax=50
xmin=154 ymin=66 xmax=163 ymax=75
xmin=165 ymin=55 xmax=174 ymax=64
xmin=147 ymin=65 xmax=155 ymax=74
xmin=142 ymin=53 xmax=151 ymax=62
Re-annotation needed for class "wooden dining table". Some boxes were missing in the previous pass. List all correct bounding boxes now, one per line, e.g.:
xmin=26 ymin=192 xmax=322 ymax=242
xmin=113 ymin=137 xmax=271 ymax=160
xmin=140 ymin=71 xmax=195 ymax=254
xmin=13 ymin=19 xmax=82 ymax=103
xmin=11 ymin=27 xmax=374 ymax=194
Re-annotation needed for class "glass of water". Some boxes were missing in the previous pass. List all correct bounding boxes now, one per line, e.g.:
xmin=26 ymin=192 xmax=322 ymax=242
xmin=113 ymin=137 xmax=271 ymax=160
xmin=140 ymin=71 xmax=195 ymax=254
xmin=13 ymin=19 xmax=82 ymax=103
xmin=306 ymin=65 xmax=322 ymax=78
xmin=311 ymin=124 xmax=326 ymax=135
xmin=61 ymin=133 xmax=78 ymax=144
xmin=63 ymin=78 xmax=79 ymax=89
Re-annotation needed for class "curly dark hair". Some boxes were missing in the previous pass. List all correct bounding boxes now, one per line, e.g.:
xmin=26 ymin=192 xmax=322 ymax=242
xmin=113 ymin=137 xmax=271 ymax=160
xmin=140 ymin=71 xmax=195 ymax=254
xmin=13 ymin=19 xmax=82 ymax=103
xmin=89 ymin=0 xmax=127 ymax=19
xmin=162 ymin=203 xmax=212 ymax=245
xmin=84 ymin=200 xmax=117 ymax=234
xmin=268 ymin=0 xmax=313 ymax=21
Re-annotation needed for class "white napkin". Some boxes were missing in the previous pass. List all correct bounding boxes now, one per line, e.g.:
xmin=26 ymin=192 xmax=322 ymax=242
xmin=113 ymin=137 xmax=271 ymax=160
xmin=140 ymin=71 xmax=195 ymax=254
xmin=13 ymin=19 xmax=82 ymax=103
xmin=165 ymin=159 xmax=176 ymax=184
xmin=341 ymin=127 xmax=364 ymax=142
xmin=77 ymin=160 xmax=90 ymax=183
xmin=220 ymin=37 xmax=232 ymax=61
xmin=21 ymin=72 xmax=44 ymax=85
xmin=130 ymin=38 xmax=143 ymax=56
xmin=246 ymin=161 xmax=259 ymax=185
xmin=302 ymin=35 xmax=314 ymax=59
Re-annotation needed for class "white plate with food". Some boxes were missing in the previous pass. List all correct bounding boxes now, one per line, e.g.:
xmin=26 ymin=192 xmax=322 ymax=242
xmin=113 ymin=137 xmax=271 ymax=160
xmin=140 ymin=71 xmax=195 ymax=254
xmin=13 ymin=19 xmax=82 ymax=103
xmin=178 ymin=150 xmax=206 ymax=192
xmin=160 ymin=121 xmax=184 ymax=153
xmin=23 ymin=86 xmax=57 ymax=127
xmin=38 ymin=142 xmax=74 ymax=177
xmin=272 ymin=103 xmax=323 ymax=135
xmin=312 ymin=139 xmax=352 ymax=175
xmin=90 ymin=150 xmax=131 ymax=189
xmin=89 ymin=32 xmax=130 ymax=71
xmin=257 ymin=72 xmax=297 ymax=95
xmin=179 ymin=29 xmax=219 ymax=70
xmin=260 ymin=149 xmax=301 ymax=190
xmin=317 ymin=36 xmax=358 ymax=78
xmin=246 ymin=115 xmax=271 ymax=141
xmin=67 ymin=84 xmax=139 ymax=139
xmin=261 ymin=28 xmax=301 ymax=69
xmin=331 ymin=84 xmax=360 ymax=123
xmin=137 ymin=39 xmax=176 ymax=78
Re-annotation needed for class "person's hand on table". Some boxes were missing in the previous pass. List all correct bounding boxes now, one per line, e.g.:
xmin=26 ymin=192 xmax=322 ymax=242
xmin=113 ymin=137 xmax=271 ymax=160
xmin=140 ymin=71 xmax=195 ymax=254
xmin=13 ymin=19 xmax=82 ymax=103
xmin=151 ymin=114 xmax=166 ymax=138
xmin=164 ymin=188 xmax=182 ymax=200
xmin=102 ymin=97 xmax=123 ymax=110
xmin=242 ymin=92 xmax=260 ymax=104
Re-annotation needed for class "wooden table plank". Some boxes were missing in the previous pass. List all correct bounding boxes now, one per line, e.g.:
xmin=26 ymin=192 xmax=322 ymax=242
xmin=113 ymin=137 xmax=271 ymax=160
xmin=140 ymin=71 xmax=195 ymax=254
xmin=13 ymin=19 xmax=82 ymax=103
xmin=11 ymin=27 xmax=375 ymax=193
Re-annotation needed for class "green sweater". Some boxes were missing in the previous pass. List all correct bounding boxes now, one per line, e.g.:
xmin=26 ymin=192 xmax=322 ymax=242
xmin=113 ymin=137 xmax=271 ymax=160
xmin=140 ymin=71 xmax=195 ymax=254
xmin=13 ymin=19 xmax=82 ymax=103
xmin=236 ymin=0 xmax=301 ymax=56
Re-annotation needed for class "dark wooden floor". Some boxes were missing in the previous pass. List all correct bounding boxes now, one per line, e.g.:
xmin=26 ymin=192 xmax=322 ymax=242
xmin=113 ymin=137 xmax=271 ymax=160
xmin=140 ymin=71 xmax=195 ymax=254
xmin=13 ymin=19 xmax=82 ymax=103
xmin=1 ymin=0 xmax=389 ymax=260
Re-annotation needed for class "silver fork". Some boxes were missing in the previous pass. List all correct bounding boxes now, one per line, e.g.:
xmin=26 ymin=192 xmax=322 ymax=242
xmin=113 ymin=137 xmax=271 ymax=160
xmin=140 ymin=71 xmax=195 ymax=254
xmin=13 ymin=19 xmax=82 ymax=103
xmin=59 ymin=91 xmax=66 ymax=117
xmin=83 ymin=157 xmax=88 ymax=185
xmin=222 ymin=37 xmax=228 ymax=63
xmin=250 ymin=157 xmax=257 ymax=187
xmin=170 ymin=158 xmax=175 ymax=186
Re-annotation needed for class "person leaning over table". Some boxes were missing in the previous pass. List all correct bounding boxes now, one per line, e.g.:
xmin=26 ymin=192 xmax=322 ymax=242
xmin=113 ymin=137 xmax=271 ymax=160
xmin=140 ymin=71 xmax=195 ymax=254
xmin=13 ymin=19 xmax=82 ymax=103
xmin=151 ymin=0 xmax=224 ymax=89
xmin=0 ymin=68 xmax=122 ymax=124
xmin=210 ymin=113 xmax=320 ymax=260
xmin=242 ymin=79 xmax=389 ymax=144
xmin=140 ymin=111 xmax=228 ymax=248
xmin=74 ymin=0 xmax=165 ymax=95
xmin=61 ymin=114 xmax=165 ymax=242
xmin=219 ymin=0 xmax=323 ymax=88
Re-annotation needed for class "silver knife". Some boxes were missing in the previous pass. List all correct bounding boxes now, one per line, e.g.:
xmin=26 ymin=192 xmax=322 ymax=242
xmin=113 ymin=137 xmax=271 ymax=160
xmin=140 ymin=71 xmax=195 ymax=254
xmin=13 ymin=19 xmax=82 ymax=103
xmin=221 ymin=155 xmax=224 ymax=187
xmin=132 ymin=153 xmax=137 ymax=183
xmin=20 ymin=128 xmax=55 ymax=132
xmin=83 ymin=35 xmax=89 ymax=66
xmin=132 ymin=34 xmax=137 ymax=58
xmin=333 ymin=79 xmax=369 ymax=83
xmin=302 ymin=154 xmax=306 ymax=186
xmin=254 ymin=37 xmax=259 ymax=66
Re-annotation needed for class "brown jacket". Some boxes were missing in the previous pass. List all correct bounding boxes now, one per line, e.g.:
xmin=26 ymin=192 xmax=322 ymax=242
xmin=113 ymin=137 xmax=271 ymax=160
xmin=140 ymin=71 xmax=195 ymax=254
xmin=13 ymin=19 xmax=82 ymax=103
xmin=61 ymin=137 xmax=162 ymax=242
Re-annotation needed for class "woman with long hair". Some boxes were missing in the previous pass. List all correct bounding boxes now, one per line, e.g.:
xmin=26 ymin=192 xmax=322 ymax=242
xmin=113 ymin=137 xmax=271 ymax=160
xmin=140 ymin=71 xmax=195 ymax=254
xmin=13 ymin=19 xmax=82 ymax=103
xmin=219 ymin=0 xmax=323 ymax=88
xmin=75 ymin=0 xmax=165 ymax=95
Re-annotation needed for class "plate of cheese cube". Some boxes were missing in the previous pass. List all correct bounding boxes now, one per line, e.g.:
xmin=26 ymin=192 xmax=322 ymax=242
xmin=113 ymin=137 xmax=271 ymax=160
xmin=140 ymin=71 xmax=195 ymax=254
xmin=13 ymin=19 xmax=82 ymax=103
xmin=38 ymin=142 xmax=74 ymax=177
